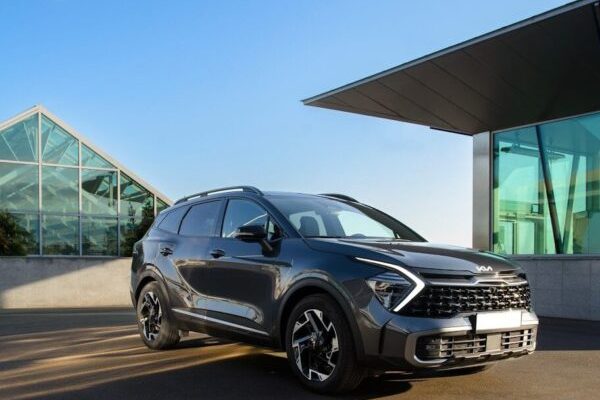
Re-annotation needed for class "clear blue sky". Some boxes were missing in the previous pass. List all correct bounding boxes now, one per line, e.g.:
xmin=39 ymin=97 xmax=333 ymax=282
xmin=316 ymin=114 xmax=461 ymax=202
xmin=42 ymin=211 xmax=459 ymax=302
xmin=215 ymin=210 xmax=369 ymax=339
xmin=0 ymin=0 xmax=567 ymax=246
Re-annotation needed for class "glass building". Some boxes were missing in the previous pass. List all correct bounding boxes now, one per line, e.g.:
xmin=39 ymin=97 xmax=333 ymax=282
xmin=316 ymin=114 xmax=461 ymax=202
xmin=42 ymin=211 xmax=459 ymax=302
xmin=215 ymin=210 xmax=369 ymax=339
xmin=304 ymin=0 xmax=600 ymax=320
xmin=493 ymin=112 xmax=600 ymax=255
xmin=0 ymin=105 xmax=170 ymax=257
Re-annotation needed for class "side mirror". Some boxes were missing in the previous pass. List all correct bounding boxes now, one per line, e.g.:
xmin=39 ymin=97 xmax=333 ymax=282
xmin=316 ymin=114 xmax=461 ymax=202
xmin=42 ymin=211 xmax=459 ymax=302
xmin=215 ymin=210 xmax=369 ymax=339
xmin=233 ymin=224 xmax=273 ymax=253
xmin=233 ymin=224 xmax=267 ymax=241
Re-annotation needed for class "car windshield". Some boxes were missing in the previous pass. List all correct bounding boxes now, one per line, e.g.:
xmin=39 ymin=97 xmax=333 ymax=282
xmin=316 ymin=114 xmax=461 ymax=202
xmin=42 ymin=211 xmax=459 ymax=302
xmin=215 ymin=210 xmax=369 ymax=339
xmin=268 ymin=195 xmax=425 ymax=241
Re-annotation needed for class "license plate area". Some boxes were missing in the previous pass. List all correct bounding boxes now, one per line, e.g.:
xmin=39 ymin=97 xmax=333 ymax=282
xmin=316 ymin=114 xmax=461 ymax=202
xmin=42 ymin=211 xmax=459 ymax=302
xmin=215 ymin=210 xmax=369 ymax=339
xmin=475 ymin=310 xmax=522 ymax=333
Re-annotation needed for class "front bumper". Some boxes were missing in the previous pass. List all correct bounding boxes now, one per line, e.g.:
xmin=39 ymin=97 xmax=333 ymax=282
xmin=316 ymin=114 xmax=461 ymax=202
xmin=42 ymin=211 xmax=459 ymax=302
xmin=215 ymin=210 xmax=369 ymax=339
xmin=376 ymin=310 xmax=538 ymax=370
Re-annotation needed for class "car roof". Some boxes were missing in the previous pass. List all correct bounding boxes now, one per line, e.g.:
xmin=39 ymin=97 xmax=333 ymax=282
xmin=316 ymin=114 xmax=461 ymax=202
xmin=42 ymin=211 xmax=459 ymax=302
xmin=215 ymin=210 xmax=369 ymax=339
xmin=160 ymin=190 xmax=354 ymax=216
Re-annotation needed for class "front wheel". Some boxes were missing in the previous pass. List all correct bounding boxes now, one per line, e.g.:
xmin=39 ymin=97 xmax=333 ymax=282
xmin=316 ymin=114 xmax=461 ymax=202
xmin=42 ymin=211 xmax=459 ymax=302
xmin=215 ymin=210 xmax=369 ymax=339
xmin=285 ymin=294 xmax=365 ymax=394
xmin=136 ymin=281 xmax=180 ymax=350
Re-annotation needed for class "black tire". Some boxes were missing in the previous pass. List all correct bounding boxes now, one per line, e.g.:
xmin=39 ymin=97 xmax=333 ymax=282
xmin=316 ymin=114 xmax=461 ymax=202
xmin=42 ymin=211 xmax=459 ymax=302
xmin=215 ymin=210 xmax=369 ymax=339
xmin=285 ymin=294 xmax=365 ymax=394
xmin=136 ymin=281 xmax=180 ymax=350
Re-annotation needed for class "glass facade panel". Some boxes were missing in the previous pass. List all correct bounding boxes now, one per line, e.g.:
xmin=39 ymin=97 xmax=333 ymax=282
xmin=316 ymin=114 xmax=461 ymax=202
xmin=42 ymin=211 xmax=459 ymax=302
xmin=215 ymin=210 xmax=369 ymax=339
xmin=0 ymin=212 xmax=39 ymax=255
xmin=42 ymin=166 xmax=79 ymax=213
xmin=157 ymin=198 xmax=169 ymax=213
xmin=120 ymin=173 xmax=153 ymax=218
xmin=82 ymin=169 xmax=117 ymax=215
xmin=0 ymin=111 xmax=166 ymax=257
xmin=42 ymin=215 xmax=79 ymax=255
xmin=120 ymin=214 xmax=153 ymax=257
xmin=41 ymin=115 xmax=79 ymax=165
xmin=82 ymin=217 xmax=118 ymax=256
xmin=0 ymin=114 xmax=38 ymax=162
xmin=493 ymin=112 xmax=600 ymax=254
xmin=0 ymin=162 xmax=39 ymax=211
xmin=81 ymin=144 xmax=114 ymax=169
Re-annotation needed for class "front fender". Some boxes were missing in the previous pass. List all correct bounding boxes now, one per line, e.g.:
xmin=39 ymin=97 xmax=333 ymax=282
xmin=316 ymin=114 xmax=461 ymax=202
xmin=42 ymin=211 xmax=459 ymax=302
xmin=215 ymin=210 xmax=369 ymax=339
xmin=276 ymin=275 xmax=366 ymax=362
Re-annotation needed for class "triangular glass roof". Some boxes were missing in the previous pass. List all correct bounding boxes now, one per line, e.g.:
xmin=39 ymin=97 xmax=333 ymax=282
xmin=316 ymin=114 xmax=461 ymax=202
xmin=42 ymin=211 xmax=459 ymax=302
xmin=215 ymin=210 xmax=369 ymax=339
xmin=0 ymin=105 xmax=172 ymax=206
xmin=41 ymin=114 xmax=78 ymax=165
xmin=82 ymin=143 xmax=115 ymax=169
xmin=0 ymin=114 xmax=38 ymax=162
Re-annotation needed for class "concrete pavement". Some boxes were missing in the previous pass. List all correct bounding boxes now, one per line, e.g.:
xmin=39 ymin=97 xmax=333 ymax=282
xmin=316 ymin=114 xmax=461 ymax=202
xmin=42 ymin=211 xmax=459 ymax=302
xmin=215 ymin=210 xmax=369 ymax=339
xmin=0 ymin=310 xmax=598 ymax=400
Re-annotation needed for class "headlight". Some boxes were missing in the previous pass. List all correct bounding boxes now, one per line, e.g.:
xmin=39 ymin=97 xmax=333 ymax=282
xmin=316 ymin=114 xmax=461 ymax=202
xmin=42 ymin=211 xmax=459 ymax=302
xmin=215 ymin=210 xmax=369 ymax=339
xmin=357 ymin=257 xmax=425 ymax=312
xmin=367 ymin=272 xmax=412 ymax=310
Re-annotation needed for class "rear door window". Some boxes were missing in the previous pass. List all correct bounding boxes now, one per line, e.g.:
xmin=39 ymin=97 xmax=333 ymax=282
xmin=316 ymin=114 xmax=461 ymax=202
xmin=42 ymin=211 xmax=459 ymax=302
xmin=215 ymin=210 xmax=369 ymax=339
xmin=179 ymin=201 xmax=221 ymax=237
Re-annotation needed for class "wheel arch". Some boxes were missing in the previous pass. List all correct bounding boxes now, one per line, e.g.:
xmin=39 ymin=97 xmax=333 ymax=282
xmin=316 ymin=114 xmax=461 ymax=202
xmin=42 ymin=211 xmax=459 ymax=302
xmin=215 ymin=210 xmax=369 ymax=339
xmin=277 ymin=278 xmax=365 ymax=362
xmin=133 ymin=266 xmax=172 ymax=309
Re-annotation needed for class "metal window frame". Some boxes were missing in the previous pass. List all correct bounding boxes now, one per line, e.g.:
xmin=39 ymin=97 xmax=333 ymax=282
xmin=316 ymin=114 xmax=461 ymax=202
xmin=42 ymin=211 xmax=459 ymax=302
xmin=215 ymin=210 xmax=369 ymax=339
xmin=38 ymin=112 xmax=43 ymax=255
xmin=0 ymin=105 xmax=172 ymax=258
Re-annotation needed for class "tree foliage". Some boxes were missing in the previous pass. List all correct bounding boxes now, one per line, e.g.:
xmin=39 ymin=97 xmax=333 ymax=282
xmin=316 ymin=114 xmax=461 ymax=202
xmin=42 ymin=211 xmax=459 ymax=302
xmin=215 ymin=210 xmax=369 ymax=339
xmin=0 ymin=211 xmax=34 ymax=256
xmin=120 ymin=201 xmax=155 ymax=257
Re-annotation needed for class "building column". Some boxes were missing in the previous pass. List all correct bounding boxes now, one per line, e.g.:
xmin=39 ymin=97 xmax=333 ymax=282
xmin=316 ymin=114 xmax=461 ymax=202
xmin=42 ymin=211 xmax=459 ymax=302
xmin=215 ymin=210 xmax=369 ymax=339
xmin=473 ymin=132 xmax=491 ymax=250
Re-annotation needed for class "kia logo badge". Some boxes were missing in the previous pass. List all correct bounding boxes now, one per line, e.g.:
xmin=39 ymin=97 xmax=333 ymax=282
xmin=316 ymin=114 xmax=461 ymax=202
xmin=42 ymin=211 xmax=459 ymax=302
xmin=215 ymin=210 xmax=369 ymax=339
xmin=477 ymin=266 xmax=493 ymax=272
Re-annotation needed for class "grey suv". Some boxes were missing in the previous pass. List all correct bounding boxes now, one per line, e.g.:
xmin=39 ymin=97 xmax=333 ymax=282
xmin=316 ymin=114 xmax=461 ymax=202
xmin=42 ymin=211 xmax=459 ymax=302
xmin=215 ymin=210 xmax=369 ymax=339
xmin=130 ymin=186 xmax=538 ymax=393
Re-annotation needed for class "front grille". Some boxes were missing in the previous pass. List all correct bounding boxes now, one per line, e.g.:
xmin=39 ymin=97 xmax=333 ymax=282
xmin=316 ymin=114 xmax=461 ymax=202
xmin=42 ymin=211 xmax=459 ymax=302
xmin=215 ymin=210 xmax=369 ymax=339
xmin=402 ymin=284 xmax=531 ymax=317
xmin=502 ymin=329 xmax=535 ymax=350
xmin=416 ymin=333 xmax=487 ymax=360
xmin=416 ymin=328 xmax=535 ymax=360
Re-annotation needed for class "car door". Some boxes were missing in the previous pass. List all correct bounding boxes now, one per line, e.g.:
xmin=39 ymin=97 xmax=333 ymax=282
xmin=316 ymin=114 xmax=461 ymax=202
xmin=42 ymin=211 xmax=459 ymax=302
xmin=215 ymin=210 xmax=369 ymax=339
xmin=207 ymin=197 xmax=286 ymax=337
xmin=170 ymin=199 xmax=223 ymax=315
xmin=151 ymin=205 xmax=190 ymax=304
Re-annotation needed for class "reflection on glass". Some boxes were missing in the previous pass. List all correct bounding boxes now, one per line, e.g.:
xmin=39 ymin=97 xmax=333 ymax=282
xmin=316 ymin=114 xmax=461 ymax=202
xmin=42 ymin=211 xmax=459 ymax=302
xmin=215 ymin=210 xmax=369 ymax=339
xmin=81 ymin=144 xmax=114 ymax=169
xmin=0 ymin=162 xmax=39 ymax=211
xmin=493 ymin=112 xmax=600 ymax=255
xmin=120 ymin=173 xmax=153 ymax=218
xmin=0 ymin=114 xmax=38 ymax=162
xmin=41 ymin=115 xmax=79 ymax=165
xmin=120 ymin=210 xmax=154 ymax=257
xmin=42 ymin=215 xmax=79 ymax=255
xmin=0 ymin=111 xmax=166 ymax=257
xmin=82 ymin=169 xmax=117 ymax=215
xmin=42 ymin=166 xmax=79 ymax=213
xmin=222 ymin=199 xmax=267 ymax=238
xmin=0 ymin=212 xmax=39 ymax=255
xmin=82 ymin=217 xmax=118 ymax=256
xmin=156 ymin=198 xmax=169 ymax=213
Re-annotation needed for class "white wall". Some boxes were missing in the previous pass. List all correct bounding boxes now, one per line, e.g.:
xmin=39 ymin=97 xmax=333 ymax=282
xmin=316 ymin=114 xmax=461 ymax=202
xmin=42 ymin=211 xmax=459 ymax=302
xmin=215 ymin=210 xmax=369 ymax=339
xmin=515 ymin=257 xmax=600 ymax=321
xmin=0 ymin=257 xmax=132 ymax=308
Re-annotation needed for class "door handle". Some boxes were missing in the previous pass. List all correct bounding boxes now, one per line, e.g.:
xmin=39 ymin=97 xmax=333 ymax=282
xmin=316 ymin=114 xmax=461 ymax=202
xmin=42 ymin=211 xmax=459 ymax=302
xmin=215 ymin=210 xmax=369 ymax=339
xmin=160 ymin=247 xmax=173 ymax=256
xmin=210 ymin=249 xmax=226 ymax=259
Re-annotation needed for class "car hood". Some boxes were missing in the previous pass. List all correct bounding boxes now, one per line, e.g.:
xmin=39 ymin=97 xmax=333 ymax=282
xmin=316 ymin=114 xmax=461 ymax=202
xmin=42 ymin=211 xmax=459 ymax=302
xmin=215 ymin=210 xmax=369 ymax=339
xmin=305 ymin=238 xmax=519 ymax=274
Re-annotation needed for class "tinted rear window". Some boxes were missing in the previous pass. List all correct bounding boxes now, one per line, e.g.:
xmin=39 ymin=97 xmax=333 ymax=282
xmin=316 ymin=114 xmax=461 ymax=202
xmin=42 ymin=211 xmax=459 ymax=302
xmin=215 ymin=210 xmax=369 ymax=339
xmin=157 ymin=206 xmax=188 ymax=233
xmin=179 ymin=201 xmax=221 ymax=237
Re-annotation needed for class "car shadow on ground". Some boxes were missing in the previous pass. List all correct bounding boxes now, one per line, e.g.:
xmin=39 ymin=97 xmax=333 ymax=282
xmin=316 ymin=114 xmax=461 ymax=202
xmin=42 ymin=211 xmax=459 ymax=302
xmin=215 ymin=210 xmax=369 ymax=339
xmin=0 ymin=322 xmax=415 ymax=400
xmin=1 ymin=312 xmax=600 ymax=400
xmin=536 ymin=317 xmax=600 ymax=351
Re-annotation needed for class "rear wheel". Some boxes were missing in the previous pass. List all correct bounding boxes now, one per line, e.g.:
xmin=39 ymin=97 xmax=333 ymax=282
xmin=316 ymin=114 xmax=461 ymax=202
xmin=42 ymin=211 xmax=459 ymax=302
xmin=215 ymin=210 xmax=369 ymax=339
xmin=285 ymin=294 xmax=365 ymax=394
xmin=136 ymin=281 xmax=180 ymax=350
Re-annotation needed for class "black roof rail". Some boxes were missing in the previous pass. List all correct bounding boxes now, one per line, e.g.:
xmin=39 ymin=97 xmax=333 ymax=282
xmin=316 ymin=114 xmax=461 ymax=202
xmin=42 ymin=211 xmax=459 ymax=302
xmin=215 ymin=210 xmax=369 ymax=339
xmin=175 ymin=186 xmax=263 ymax=205
xmin=320 ymin=193 xmax=358 ymax=203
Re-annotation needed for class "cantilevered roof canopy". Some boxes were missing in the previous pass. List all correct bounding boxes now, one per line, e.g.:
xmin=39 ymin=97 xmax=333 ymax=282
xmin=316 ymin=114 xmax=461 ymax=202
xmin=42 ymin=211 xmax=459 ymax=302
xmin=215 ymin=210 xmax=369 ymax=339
xmin=304 ymin=0 xmax=600 ymax=135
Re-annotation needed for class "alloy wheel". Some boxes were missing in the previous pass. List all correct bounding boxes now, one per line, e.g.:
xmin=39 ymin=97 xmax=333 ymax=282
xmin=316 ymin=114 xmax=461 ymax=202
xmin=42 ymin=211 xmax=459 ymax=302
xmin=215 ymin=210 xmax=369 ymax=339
xmin=139 ymin=291 xmax=162 ymax=342
xmin=291 ymin=308 xmax=339 ymax=382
